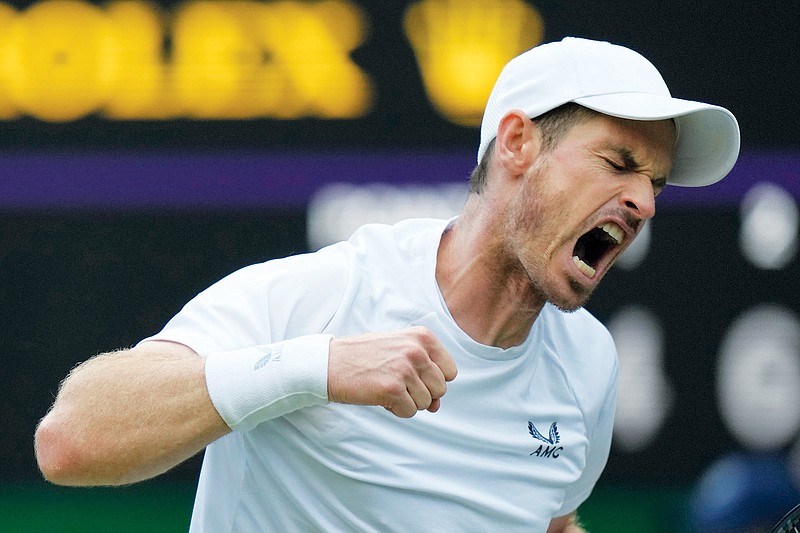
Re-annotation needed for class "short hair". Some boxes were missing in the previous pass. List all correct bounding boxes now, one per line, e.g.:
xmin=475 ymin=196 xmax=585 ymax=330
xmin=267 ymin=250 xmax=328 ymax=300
xmin=468 ymin=103 xmax=599 ymax=194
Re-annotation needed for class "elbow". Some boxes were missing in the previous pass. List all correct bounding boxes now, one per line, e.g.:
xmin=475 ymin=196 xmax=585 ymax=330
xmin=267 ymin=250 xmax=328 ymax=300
xmin=34 ymin=416 xmax=93 ymax=486
xmin=35 ymin=413 xmax=141 ymax=487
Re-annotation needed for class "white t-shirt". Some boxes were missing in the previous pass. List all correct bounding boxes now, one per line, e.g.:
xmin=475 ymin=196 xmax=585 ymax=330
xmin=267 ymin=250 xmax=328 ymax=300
xmin=145 ymin=218 xmax=618 ymax=532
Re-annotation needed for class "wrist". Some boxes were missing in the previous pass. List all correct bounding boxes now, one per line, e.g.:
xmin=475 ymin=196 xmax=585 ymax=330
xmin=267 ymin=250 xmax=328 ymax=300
xmin=204 ymin=334 xmax=332 ymax=431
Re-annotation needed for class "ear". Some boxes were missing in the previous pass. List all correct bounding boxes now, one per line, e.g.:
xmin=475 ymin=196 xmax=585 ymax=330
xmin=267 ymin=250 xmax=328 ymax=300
xmin=493 ymin=109 xmax=539 ymax=173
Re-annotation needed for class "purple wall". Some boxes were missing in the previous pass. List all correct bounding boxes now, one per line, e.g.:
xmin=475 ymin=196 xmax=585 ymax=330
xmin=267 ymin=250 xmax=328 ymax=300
xmin=0 ymin=150 xmax=797 ymax=209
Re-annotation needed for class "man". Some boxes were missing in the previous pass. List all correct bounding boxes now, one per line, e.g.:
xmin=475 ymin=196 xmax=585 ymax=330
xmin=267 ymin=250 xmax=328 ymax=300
xmin=35 ymin=37 xmax=740 ymax=532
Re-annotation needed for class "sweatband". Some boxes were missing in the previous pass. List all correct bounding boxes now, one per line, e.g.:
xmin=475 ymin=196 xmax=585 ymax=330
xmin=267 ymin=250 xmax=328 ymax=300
xmin=204 ymin=334 xmax=332 ymax=431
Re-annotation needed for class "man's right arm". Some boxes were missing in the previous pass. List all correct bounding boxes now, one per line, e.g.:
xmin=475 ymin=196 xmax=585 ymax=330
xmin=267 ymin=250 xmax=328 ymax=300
xmin=35 ymin=327 xmax=457 ymax=487
xmin=34 ymin=340 xmax=230 ymax=487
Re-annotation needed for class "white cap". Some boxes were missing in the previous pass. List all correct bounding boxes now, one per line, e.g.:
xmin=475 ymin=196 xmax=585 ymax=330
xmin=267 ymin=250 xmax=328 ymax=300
xmin=477 ymin=37 xmax=740 ymax=187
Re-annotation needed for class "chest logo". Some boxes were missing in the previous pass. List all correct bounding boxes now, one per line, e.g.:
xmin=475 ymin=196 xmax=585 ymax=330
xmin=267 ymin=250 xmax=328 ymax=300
xmin=528 ymin=421 xmax=559 ymax=445
xmin=528 ymin=421 xmax=563 ymax=458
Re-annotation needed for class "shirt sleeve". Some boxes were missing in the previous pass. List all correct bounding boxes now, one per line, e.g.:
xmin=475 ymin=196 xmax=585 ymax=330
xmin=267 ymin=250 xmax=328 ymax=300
xmin=550 ymin=309 xmax=619 ymax=517
xmin=140 ymin=241 xmax=352 ymax=355
xmin=557 ymin=373 xmax=617 ymax=515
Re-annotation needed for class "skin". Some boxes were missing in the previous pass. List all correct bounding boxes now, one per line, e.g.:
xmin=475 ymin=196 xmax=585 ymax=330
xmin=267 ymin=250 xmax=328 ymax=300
xmin=34 ymin=110 xmax=676 ymax=533
xmin=438 ymin=110 xmax=674 ymax=348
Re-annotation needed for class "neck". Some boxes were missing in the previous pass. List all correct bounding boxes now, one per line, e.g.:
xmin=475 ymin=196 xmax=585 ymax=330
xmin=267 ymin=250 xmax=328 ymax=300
xmin=436 ymin=202 xmax=545 ymax=349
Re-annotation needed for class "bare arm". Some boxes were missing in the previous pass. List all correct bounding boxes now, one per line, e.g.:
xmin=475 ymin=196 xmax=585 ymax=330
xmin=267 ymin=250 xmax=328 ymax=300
xmin=35 ymin=327 xmax=457 ymax=488
xmin=35 ymin=340 xmax=229 ymax=486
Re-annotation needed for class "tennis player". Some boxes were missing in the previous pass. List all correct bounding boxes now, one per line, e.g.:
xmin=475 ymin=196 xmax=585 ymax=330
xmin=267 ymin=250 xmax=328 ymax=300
xmin=35 ymin=37 xmax=740 ymax=532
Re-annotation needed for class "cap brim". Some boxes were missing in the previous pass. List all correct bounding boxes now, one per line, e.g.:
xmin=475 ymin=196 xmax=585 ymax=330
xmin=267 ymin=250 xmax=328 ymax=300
xmin=573 ymin=92 xmax=741 ymax=187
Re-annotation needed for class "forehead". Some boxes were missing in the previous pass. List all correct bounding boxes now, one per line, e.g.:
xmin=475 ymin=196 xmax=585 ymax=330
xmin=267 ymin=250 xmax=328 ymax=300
xmin=571 ymin=114 xmax=677 ymax=172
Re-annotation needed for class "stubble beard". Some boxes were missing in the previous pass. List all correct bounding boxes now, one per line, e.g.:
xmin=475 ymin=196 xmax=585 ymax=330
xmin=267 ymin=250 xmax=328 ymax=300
xmin=504 ymin=166 xmax=595 ymax=314
xmin=558 ymin=277 xmax=593 ymax=313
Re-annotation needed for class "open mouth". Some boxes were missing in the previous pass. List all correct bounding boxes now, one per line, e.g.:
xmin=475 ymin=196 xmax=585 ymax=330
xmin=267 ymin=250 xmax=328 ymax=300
xmin=572 ymin=223 xmax=624 ymax=278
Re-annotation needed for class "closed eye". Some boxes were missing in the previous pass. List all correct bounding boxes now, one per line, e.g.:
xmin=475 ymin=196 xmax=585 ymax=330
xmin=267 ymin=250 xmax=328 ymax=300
xmin=605 ymin=158 xmax=625 ymax=172
xmin=605 ymin=157 xmax=667 ymax=197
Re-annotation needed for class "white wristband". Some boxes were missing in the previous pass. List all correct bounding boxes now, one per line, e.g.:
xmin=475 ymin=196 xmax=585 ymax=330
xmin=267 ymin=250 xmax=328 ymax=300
xmin=204 ymin=334 xmax=332 ymax=431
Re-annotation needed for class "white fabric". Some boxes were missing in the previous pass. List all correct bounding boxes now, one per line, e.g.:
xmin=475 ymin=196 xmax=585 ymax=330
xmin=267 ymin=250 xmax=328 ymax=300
xmin=143 ymin=218 xmax=618 ymax=532
xmin=478 ymin=37 xmax=740 ymax=187
xmin=205 ymin=334 xmax=332 ymax=431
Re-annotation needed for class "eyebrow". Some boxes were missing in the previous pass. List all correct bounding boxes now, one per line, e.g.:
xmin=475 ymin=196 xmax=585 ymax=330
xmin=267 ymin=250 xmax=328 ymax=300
xmin=611 ymin=147 xmax=640 ymax=171
xmin=610 ymin=147 xmax=669 ymax=186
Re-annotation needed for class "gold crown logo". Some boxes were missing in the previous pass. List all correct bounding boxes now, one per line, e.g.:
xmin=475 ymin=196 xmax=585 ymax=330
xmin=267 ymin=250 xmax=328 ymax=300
xmin=404 ymin=0 xmax=544 ymax=126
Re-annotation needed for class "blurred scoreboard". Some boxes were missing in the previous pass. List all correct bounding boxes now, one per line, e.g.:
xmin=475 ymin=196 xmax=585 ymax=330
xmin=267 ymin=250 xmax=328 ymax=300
xmin=0 ymin=0 xmax=795 ymax=149
xmin=0 ymin=0 xmax=544 ymax=150
xmin=0 ymin=0 xmax=540 ymax=122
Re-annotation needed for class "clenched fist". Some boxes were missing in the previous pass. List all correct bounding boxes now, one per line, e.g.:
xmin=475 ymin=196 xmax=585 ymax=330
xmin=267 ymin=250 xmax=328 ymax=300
xmin=327 ymin=327 xmax=458 ymax=418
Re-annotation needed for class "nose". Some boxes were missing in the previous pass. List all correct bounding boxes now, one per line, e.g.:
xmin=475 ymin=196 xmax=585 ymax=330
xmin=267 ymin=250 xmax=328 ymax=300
xmin=620 ymin=177 xmax=656 ymax=220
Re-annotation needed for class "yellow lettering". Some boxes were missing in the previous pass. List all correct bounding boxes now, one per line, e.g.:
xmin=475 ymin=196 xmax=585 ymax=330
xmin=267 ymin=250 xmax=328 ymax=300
xmin=171 ymin=0 xmax=372 ymax=119
xmin=0 ymin=0 xmax=375 ymax=121
xmin=258 ymin=0 xmax=373 ymax=118
xmin=173 ymin=1 xmax=265 ymax=118
xmin=1 ymin=0 xmax=115 ymax=121
xmin=223 ymin=2 xmax=288 ymax=118
xmin=0 ymin=3 xmax=20 ymax=119
xmin=404 ymin=0 xmax=544 ymax=126
xmin=103 ymin=1 xmax=175 ymax=119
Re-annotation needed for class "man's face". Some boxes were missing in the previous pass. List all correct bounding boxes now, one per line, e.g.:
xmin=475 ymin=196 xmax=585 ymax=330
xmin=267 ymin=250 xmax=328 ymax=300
xmin=503 ymin=113 xmax=676 ymax=311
